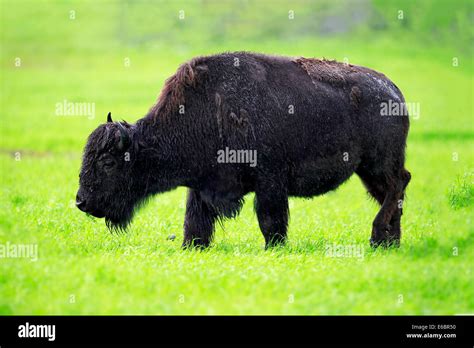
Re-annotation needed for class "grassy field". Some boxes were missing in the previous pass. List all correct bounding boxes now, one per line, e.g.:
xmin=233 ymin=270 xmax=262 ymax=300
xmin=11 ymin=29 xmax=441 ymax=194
xmin=0 ymin=0 xmax=473 ymax=314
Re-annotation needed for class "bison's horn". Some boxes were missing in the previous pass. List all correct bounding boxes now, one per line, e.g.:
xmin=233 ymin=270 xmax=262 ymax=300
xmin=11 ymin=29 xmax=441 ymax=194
xmin=107 ymin=112 xmax=113 ymax=123
xmin=116 ymin=122 xmax=130 ymax=151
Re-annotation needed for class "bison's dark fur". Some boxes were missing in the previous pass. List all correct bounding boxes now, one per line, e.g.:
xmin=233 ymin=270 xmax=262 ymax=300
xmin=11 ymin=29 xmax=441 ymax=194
xmin=77 ymin=52 xmax=411 ymax=248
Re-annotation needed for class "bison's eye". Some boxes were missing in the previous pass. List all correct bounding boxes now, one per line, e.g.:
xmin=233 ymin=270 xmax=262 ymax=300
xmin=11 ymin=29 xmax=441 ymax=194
xmin=103 ymin=160 xmax=116 ymax=170
xmin=98 ymin=154 xmax=117 ymax=173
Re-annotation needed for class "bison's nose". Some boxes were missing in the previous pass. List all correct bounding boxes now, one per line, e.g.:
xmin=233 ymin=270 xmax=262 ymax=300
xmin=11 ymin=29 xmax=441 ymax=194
xmin=76 ymin=195 xmax=86 ymax=211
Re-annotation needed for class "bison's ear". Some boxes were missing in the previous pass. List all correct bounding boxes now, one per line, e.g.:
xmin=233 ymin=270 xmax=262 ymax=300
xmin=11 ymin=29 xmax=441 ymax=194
xmin=115 ymin=122 xmax=130 ymax=151
xmin=107 ymin=112 xmax=113 ymax=123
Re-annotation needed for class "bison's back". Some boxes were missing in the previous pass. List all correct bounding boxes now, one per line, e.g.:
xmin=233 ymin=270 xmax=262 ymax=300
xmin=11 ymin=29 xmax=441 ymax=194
xmin=149 ymin=52 xmax=409 ymax=196
xmin=200 ymin=53 xmax=408 ymax=196
xmin=201 ymin=52 xmax=407 ymax=159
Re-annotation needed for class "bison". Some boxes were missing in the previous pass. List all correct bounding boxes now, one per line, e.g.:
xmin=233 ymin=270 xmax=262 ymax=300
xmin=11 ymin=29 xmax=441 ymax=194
xmin=76 ymin=52 xmax=411 ymax=249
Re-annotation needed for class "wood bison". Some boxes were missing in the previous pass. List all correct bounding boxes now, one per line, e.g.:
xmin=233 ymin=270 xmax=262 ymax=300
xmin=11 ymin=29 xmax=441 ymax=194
xmin=76 ymin=52 xmax=411 ymax=249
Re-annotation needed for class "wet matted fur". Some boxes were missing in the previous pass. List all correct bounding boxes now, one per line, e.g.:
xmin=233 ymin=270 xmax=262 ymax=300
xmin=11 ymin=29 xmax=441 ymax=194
xmin=77 ymin=52 xmax=411 ymax=249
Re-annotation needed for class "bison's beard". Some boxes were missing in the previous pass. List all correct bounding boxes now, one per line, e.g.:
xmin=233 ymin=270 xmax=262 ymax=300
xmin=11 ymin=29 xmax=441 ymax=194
xmin=104 ymin=197 xmax=150 ymax=233
xmin=105 ymin=215 xmax=131 ymax=233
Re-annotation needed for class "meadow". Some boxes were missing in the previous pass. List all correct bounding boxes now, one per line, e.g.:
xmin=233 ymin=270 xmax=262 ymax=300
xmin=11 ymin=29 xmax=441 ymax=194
xmin=0 ymin=0 xmax=473 ymax=314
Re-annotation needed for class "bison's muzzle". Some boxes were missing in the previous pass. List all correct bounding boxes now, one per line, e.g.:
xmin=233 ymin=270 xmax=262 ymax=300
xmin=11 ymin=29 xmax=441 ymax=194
xmin=76 ymin=194 xmax=105 ymax=218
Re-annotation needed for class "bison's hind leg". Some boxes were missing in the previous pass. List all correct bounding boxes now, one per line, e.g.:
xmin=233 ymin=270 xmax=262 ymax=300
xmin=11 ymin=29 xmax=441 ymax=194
xmin=357 ymin=167 xmax=411 ymax=248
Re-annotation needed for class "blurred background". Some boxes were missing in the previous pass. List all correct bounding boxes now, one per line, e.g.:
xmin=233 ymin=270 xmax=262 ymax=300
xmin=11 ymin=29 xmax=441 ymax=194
xmin=1 ymin=0 xmax=472 ymax=151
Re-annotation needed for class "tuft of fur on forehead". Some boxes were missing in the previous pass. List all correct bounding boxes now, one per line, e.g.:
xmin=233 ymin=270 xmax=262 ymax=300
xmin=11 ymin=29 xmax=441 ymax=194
xmin=85 ymin=121 xmax=132 ymax=155
xmin=86 ymin=124 xmax=112 ymax=154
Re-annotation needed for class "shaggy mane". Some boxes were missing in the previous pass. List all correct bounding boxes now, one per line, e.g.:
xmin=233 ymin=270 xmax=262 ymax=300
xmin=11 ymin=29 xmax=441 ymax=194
xmin=149 ymin=57 xmax=208 ymax=118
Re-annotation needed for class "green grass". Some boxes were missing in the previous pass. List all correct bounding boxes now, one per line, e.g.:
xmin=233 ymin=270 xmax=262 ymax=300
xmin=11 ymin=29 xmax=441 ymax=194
xmin=448 ymin=171 xmax=474 ymax=210
xmin=0 ymin=0 xmax=473 ymax=314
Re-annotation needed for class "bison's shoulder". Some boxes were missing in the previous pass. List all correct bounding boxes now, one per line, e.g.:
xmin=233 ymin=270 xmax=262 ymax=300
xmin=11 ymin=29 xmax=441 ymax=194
xmin=148 ymin=56 xmax=210 ymax=119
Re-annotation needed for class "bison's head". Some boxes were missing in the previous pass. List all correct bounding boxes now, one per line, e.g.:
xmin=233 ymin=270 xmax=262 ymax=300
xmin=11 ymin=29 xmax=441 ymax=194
xmin=76 ymin=112 xmax=143 ymax=230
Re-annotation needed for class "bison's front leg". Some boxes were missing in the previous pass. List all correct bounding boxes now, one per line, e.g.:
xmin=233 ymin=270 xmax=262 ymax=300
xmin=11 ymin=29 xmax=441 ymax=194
xmin=182 ymin=189 xmax=217 ymax=249
xmin=255 ymin=180 xmax=289 ymax=248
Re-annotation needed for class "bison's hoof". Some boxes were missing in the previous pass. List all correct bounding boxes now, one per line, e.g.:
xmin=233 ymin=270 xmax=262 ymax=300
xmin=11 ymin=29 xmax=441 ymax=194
xmin=264 ymin=239 xmax=287 ymax=250
xmin=370 ymin=238 xmax=400 ymax=249
xmin=181 ymin=239 xmax=210 ymax=250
